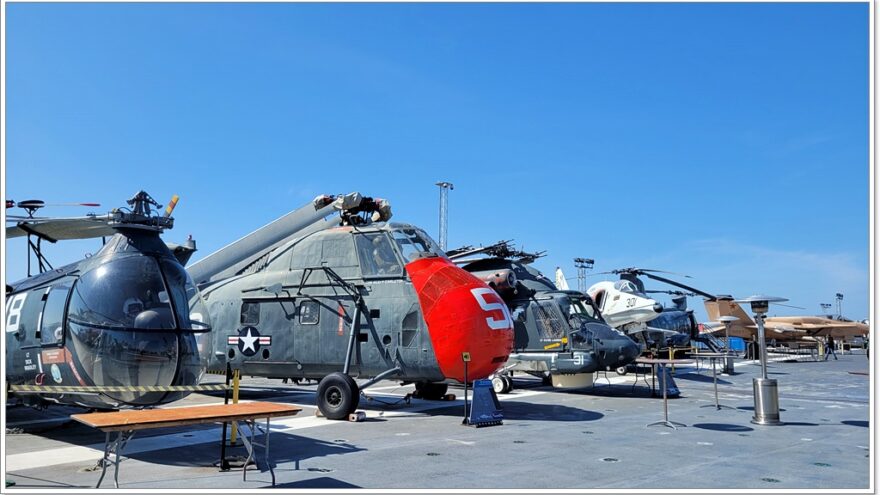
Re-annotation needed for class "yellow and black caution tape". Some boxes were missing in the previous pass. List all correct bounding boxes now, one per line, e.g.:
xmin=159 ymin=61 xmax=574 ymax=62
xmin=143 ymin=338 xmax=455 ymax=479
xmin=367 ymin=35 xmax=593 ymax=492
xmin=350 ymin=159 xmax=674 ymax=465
xmin=8 ymin=384 xmax=230 ymax=394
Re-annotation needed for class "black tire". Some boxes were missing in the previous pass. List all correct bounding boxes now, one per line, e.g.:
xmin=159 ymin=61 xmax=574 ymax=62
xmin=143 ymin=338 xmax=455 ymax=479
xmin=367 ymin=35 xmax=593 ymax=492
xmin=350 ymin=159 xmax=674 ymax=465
xmin=541 ymin=374 xmax=553 ymax=386
xmin=615 ymin=366 xmax=628 ymax=376
xmin=414 ymin=382 xmax=448 ymax=400
xmin=317 ymin=372 xmax=360 ymax=420
xmin=503 ymin=375 xmax=514 ymax=392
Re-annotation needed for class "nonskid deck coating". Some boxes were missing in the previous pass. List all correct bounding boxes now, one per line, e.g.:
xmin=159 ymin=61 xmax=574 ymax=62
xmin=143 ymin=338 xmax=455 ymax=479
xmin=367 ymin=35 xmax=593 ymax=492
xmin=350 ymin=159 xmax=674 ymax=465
xmin=3 ymin=350 xmax=871 ymax=489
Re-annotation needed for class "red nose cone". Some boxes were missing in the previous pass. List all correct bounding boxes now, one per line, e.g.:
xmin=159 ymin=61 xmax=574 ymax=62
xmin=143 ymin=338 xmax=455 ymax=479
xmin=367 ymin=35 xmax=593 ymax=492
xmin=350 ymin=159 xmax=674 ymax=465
xmin=406 ymin=256 xmax=514 ymax=382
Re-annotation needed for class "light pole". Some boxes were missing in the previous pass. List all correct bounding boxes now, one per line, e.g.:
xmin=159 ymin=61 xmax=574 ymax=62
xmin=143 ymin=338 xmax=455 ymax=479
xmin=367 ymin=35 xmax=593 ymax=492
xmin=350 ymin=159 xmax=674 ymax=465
xmin=574 ymin=258 xmax=594 ymax=293
xmin=835 ymin=293 xmax=844 ymax=319
xmin=735 ymin=295 xmax=788 ymax=426
xmin=820 ymin=303 xmax=832 ymax=316
xmin=718 ymin=315 xmax=738 ymax=374
xmin=435 ymin=182 xmax=454 ymax=251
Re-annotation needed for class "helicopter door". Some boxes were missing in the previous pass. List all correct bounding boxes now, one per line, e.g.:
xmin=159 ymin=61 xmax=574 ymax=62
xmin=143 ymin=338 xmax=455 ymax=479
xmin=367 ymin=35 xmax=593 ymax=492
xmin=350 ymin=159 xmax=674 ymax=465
xmin=40 ymin=284 xmax=71 ymax=347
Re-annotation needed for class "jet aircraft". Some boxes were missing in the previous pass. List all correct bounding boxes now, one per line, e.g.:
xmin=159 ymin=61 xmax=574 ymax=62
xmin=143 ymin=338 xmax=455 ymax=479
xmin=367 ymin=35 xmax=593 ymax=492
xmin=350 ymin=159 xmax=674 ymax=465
xmin=448 ymin=241 xmax=640 ymax=392
xmin=702 ymin=296 xmax=870 ymax=343
xmin=5 ymin=191 xmax=210 ymax=409
xmin=189 ymin=193 xmax=514 ymax=419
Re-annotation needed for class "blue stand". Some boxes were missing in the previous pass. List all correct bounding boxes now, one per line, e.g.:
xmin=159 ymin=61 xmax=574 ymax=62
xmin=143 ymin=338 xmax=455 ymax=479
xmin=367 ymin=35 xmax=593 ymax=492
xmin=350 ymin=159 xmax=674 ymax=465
xmin=466 ymin=379 xmax=503 ymax=427
xmin=659 ymin=366 xmax=680 ymax=398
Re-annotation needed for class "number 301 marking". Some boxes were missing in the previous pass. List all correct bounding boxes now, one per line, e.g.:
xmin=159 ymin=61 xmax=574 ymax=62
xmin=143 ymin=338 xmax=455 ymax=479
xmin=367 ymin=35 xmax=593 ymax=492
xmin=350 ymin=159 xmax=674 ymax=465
xmin=470 ymin=288 xmax=513 ymax=330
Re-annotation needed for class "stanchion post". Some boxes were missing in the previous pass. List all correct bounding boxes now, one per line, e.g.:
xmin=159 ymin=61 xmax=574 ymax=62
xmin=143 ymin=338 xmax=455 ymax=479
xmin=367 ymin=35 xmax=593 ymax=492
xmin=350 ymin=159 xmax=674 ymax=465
xmin=461 ymin=352 xmax=470 ymax=425
xmin=230 ymin=369 xmax=241 ymax=445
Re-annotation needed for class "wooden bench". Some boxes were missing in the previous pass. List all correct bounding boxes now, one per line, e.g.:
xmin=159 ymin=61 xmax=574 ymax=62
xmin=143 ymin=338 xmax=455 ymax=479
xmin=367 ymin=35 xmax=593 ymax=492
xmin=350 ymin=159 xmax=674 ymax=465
xmin=71 ymin=402 xmax=302 ymax=488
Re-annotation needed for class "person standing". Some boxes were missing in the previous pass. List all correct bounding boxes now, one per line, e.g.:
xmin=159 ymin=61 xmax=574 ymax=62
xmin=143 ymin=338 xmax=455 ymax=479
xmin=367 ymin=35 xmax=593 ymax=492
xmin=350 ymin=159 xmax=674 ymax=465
xmin=825 ymin=335 xmax=838 ymax=361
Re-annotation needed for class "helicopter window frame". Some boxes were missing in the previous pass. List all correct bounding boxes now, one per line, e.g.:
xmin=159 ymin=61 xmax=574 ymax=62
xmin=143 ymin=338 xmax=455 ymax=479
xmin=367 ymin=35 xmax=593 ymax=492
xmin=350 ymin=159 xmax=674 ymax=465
xmin=299 ymin=300 xmax=320 ymax=325
xmin=354 ymin=232 xmax=405 ymax=279
xmin=40 ymin=283 xmax=72 ymax=347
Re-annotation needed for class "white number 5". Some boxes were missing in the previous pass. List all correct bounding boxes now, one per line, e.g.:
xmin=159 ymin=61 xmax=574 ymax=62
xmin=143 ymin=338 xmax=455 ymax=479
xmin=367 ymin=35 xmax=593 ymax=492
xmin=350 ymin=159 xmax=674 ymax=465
xmin=470 ymin=288 xmax=513 ymax=330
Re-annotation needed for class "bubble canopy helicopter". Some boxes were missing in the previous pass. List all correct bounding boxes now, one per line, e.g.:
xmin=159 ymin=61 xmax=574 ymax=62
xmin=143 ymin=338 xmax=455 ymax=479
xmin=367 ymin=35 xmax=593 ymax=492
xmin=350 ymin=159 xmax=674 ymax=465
xmin=5 ymin=191 xmax=211 ymax=409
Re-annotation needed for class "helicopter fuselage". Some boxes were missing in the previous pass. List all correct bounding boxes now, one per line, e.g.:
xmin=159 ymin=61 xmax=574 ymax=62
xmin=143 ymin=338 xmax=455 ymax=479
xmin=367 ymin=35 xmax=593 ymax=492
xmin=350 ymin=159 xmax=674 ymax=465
xmin=5 ymin=230 xmax=209 ymax=409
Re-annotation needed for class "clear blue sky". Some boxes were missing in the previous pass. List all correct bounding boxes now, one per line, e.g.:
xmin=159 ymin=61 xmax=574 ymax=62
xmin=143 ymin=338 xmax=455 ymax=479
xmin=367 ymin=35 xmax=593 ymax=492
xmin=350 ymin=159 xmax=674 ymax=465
xmin=5 ymin=3 xmax=870 ymax=322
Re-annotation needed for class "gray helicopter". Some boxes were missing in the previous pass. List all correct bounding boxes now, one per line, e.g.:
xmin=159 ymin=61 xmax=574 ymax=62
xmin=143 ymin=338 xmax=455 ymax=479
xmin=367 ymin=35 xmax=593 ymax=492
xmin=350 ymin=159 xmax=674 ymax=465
xmin=189 ymin=193 xmax=514 ymax=420
xmin=4 ymin=191 xmax=210 ymax=409
xmin=447 ymin=241 xmax=640 ymax=393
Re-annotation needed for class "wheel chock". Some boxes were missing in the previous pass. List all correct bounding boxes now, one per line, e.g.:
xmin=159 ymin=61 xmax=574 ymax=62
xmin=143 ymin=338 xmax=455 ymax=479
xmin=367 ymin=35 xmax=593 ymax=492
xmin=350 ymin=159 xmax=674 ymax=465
xmin=314 ymin=409 xmax=324 ymax=418
xmin=441 ymin=394 xmax=457 ymax=401
xmin=348 ymin=411 xmax=366 ymax=422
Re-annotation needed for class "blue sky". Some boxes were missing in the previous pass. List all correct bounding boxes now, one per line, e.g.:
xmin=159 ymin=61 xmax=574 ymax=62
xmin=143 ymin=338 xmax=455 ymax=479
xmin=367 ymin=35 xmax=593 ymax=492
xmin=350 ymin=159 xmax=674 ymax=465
xmin=4 ymin=3 xmax=871 ymax=322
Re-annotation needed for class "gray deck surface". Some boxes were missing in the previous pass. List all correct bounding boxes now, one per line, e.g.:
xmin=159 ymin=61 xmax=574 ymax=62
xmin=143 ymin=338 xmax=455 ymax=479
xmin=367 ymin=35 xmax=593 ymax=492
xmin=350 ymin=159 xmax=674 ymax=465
xmin=4 ymin=350 xmax=871 ymax=490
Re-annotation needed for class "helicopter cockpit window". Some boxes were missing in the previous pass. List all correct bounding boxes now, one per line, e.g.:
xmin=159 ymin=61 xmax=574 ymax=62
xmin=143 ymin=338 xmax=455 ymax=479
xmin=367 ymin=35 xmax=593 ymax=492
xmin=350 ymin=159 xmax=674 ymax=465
xmin=532 ymin=301 xmax=567 ymax=340
xmin=391 ymin=228 xmax=445 ymax=262
xmin=613 ymin=280 xmax=642 ymax=296
xmin=568 ymin=296 xmax=603 ymax=322
xmin=68 ymin=256 xmax=177 ymax=331
xmin=355 ymin=233 xmax=403 ymax=278
xmin=40 ymin=284 xmax=71 ymax=345
xmin=160 ymin=259 xmax=211 ymax=331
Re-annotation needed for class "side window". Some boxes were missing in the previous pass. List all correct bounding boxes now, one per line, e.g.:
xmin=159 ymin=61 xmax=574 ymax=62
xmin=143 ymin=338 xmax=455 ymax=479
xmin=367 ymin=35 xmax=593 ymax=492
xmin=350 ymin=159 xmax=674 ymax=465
xmin=241 ymin=302 xmax=260 ymax=326
xmin=299 ymin=300 xmax=320 ymax=325
xmin=531 ymin=301 xmax=567 ymax=340
xmin=41 ymin=284 xmax=71 ymax=346
xmin=355 ymin=233 xmax=403 ymax=278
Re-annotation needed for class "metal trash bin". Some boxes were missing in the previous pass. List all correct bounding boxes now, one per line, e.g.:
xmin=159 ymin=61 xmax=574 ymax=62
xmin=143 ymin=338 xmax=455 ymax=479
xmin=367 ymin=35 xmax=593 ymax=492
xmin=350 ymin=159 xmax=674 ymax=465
xmin=752 ymin=378 xmax=782 ymax=425
xmin=722 ymin=355 xmax=735 ymax=374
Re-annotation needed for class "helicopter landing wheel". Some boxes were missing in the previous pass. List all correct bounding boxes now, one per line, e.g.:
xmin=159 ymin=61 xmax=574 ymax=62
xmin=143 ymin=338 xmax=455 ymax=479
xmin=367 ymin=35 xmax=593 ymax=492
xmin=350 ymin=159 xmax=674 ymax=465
xmin=316 ymin=372 xmax=360 ymax=420
xmin=615 ymin=366 xmax=628 ymax=376
xmin=492 ymin=375 xmax=512 ymax=394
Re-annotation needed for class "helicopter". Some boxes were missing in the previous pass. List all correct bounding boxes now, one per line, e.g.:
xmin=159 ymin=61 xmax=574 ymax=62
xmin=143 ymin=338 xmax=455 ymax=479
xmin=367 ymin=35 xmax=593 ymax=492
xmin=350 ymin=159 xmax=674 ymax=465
xmin=188 ymin=193 xmax=514 ymax=420
xmin=4 ymin=191 xmax=211 ymax=409
xmin=585 ymin=268 xmax=725 ymax=356
xmin=447 ymin=241 xmax=640 ymax=393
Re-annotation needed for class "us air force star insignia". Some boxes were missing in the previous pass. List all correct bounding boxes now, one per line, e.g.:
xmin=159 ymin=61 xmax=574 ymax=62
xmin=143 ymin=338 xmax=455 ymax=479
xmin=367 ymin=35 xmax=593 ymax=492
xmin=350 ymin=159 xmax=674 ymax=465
xmin=228 ymin=326 xmax=271 ymax=357
xmin=238 ymin=327 xmax=260 ymax=356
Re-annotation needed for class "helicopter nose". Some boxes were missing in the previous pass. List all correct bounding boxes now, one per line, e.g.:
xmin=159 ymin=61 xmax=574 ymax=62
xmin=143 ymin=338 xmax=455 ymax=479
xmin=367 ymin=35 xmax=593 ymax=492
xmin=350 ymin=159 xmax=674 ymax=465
xmin=653 ymin=303 xmax=664 ymax=313
xmin=406 ymin=256 xmax=514 ymax=382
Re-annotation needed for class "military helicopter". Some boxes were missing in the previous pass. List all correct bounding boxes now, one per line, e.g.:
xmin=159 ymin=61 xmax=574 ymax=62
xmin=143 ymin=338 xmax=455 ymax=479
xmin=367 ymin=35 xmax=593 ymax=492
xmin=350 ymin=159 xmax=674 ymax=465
xmin=188 ymin=193 xmax=514 ymax=420
xmin=447 ymin=241 xmax=640 ymax=392
xmin=5 ymin=191 xmax=210 ymax=409
xmin=586 ymin=268 xmax=726 ymax=357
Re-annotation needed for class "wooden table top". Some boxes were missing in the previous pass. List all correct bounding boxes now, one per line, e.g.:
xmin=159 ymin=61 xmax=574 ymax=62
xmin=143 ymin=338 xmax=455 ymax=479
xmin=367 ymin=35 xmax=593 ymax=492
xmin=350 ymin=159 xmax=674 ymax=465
xmin=71 ymin=402 xmax=302 ymax=432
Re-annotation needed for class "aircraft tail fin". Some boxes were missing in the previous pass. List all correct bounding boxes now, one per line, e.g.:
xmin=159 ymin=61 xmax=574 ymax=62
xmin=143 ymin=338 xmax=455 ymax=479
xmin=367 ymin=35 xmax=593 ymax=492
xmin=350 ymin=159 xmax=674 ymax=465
xmin=704 ymin=296 xmax=754 ymax=324
xmin=555 ymin=267 xmax=570 ymax=290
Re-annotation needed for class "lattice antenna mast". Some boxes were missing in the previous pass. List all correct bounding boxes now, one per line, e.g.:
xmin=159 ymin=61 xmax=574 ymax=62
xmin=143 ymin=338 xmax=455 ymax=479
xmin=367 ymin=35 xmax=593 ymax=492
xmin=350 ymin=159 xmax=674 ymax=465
xmin=436 ymin=181 xmax=454 ymax=250
xmin=574 ymin=257 xmax=594 ymax=292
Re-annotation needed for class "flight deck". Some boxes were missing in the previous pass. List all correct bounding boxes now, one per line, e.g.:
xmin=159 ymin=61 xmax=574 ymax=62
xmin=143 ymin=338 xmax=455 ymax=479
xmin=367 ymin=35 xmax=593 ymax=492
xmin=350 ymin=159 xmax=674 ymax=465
xmin=4 ymin=350 xmax=870 ymax=490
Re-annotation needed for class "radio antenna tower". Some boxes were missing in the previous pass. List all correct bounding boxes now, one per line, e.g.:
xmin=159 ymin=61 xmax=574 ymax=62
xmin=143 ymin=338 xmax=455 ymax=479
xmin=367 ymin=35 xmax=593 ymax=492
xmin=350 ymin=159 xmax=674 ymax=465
xmin=435 ymin=181 xmax=454 ymax=250
xmin=835 ymin=293 xmax=844 ymax=318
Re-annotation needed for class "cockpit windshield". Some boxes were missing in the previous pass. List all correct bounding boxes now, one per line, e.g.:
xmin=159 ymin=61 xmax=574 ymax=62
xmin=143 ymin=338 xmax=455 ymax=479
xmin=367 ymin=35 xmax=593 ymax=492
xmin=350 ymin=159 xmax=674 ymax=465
xmin=67 ymin=256 xmax=211 ymax=332
xmin=391 ymin=228 xmax=446 ymax=262
xmin=614 ymin=280 xmax=644 ymax=296
xmin=567 ymin=295 xmax=604 ymax=322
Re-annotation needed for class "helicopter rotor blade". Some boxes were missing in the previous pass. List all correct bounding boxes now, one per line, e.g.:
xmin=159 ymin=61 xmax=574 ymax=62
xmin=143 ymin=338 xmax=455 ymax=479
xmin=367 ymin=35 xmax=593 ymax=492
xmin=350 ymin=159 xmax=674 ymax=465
xmin=638 ymin=272 xmax=717 ymax=300
xmin=775 ymin=302 xmax=806 ymax=310
xmin=636 ymin=268 xmax=694 ymax=279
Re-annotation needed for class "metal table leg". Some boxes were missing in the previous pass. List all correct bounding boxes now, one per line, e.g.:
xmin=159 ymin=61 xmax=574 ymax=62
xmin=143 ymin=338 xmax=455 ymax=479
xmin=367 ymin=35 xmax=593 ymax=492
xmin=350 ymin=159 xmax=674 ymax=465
xmin=701 ymin=357 xmax=735 ymax=411
xmin=96 ymin=430 xmax=135 ymax=489
xmin=647 ymin=364 xmax=686 ymax=430
xmin=237 ymin=418 xmax=276 ymax=487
